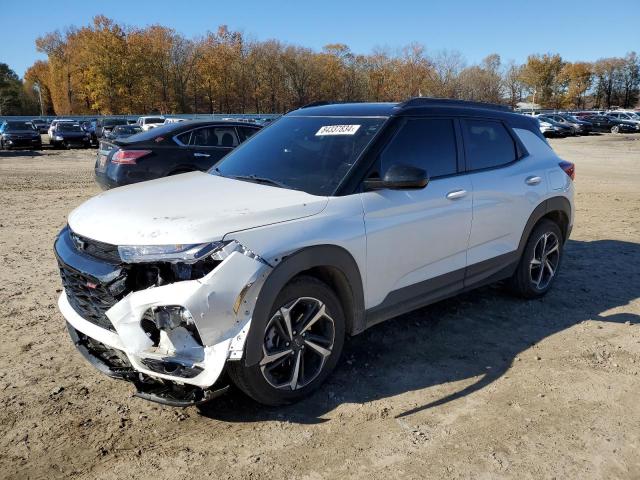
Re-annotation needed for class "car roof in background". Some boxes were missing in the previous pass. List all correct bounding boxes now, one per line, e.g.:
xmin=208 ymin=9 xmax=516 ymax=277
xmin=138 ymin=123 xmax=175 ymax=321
xmin=116 ymin=119 xmax=262 ymax=144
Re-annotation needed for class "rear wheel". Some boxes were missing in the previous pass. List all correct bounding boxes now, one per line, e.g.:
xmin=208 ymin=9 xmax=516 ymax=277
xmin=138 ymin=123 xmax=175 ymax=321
xmin=228 ymin=276 xmax=345 ymax=406
xmin=611 ymin=125 xmax=620 ymax=134
xmin=508 ymin=219 xmax=563 ymax=299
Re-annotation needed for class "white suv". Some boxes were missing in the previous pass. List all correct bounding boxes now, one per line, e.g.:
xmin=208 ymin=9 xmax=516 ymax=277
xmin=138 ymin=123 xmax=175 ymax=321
xmin=137 ymin=116 xmax=166 ymax=131
xmin=55 ymin=99 xmax=575 ymax=407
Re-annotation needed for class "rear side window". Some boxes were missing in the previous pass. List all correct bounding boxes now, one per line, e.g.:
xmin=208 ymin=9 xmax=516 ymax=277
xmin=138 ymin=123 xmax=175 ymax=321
xmin=380 ymin=118 xmax=458 ymax=178
xmin=237 ymin=126 xmax=260 ymax=142
xmin=462 ymin=119 xmax=516 ymax=171
xmin=189 ymin=127 xmax=239 ymax=147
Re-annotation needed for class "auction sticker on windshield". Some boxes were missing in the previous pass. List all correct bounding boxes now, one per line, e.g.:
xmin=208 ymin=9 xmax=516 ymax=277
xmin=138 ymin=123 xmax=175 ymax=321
xmin=315 ymin=125 xmax=361 ymax=136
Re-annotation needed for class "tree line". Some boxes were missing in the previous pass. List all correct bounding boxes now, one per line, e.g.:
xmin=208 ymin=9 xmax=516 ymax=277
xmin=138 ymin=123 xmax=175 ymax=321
xmin=2 ymin=16 xmax=638 ymax=116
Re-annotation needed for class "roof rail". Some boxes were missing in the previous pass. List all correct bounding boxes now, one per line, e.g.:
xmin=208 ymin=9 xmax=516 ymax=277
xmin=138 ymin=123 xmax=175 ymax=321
xmin=398 ymin=97 xmax=512 ymax=112
xmin=300 ymin=101 xmax=331 ymax=109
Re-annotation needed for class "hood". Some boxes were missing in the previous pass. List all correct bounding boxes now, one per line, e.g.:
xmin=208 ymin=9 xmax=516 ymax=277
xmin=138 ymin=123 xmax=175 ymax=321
xmin=68 ymin=172 xmax=328 ymax=245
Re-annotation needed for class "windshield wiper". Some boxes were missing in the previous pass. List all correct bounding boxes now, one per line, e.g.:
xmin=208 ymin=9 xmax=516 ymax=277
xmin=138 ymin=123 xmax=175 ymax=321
xmin=227 ymin=174 xmax=291 ymax=189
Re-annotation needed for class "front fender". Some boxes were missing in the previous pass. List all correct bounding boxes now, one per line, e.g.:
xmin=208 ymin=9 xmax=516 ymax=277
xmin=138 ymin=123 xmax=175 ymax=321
xmin=244 ymin=244 xmax=365 ymax=366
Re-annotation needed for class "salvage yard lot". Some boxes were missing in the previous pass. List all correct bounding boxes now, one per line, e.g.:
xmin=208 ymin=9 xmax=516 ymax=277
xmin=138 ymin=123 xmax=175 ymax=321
xmin=1 ymin=134 xmax=639 ymax=479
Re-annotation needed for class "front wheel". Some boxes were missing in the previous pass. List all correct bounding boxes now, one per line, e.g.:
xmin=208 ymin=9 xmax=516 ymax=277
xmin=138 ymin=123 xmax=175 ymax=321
xmin=611 ymin=125 xmax=620 ymax=134
xmin=508 ymin=219 xmax=563 ymax=299
xmin=228 ymin=276 xmax=345 ymax=406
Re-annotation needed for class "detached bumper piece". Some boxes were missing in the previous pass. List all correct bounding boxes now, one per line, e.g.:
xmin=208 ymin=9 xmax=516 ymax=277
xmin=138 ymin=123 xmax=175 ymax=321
xmin=67 ymin=321 xmax=229 ymax=406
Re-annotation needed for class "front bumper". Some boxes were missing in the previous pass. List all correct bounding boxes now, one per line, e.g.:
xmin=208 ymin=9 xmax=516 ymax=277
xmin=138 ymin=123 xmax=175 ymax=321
xmin=55 ymin=229 xmax=272 ymax=404
xmin=3 ymin=137 xmax=42 ymax=148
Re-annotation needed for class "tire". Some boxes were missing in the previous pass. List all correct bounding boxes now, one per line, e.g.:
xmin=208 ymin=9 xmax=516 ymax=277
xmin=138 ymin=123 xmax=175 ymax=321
xmin=508 ymin=219 xmax=563 ymax=299
xmin=228 ymin=275 xmax=345 ymax=406
xmin=611 ymin=126 xmax=619 ymax=134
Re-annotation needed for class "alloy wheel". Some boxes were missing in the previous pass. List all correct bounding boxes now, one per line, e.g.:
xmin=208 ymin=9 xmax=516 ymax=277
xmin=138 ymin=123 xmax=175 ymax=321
xmin=529 ymin=232 xmax=560 ymax=290
xmin=260 ymin=297 xmax=335 ymax=390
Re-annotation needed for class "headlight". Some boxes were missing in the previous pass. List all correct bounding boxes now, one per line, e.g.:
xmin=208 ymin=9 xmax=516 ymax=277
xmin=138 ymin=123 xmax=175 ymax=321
xmin=118 ymin=241 xmax=228 ymax=263
xmin=54 ymin=135 xmax=64 ymax=141
xmin=118 ymin=239 xmax=265 ymax=265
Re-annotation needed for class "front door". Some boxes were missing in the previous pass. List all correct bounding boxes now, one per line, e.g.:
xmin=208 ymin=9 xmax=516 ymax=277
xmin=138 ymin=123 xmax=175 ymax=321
xmin=361 ymin=117 xmax=473 ymax=313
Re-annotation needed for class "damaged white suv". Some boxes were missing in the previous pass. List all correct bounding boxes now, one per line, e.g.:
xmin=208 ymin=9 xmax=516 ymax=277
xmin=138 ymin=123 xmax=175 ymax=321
xmin=55 ymin=99 xmax=575 ymax=406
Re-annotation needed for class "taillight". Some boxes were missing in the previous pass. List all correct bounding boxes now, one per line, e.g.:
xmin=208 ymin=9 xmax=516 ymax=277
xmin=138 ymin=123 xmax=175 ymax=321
xmin=559 ymin=160 xmax=575 ymax=180
xmin=112 ymin=149 xmax=152 ymax=165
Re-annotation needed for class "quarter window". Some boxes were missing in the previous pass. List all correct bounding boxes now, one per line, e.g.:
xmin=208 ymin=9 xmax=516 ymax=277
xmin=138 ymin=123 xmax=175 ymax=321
xmin=462 ymin=119 xmax=517 ymax=170
xmin=380 ymin=118 xmax=458 ymax=178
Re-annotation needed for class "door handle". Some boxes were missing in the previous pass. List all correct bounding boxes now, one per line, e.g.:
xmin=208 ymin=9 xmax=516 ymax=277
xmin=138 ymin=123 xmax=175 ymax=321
xmin=525 ymin=175 xmax=542 ymax=186
xmin=446 ymin=189 xmax=467 ymax=200
xmin=193 ymin=152 xmax=210 ymax=158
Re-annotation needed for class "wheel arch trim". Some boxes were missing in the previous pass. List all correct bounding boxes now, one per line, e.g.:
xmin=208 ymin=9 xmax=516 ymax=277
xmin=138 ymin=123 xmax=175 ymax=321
xmin=517 ymin=196 xmax=572 ymax=258
xmin=244 ymin=244 xmax=364 ymax=366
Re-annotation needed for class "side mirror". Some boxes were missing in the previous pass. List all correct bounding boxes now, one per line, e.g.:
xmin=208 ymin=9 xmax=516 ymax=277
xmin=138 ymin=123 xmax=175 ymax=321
xmin=364 ymin=164 xmax=429 ymax=191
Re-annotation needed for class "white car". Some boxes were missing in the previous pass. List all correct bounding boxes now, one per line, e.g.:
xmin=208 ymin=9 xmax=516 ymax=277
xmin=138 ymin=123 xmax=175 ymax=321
xmin=137 ymin=116 xmax=166 ymax=131
xmin=55 ymin=99 xmax=575 ymax=407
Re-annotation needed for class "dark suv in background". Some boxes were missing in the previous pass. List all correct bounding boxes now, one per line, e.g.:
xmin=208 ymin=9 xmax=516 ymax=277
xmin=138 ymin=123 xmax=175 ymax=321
xmin=95 ymin=117 xmax=129 ymax=140
xmin=0 ymin=121 xmax=42 ymax=150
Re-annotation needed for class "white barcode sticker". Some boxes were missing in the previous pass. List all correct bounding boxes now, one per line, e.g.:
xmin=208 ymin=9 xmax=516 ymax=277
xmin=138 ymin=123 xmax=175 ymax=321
xmin=315 ymin=124 xmax=361 ymax=136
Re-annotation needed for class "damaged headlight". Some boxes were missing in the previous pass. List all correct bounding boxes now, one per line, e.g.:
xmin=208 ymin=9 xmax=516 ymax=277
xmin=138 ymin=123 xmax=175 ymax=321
xmin=118 ymin=241 xmax=227 ymax=264
xmin=118 ymin=240 xmax=265 ymax=265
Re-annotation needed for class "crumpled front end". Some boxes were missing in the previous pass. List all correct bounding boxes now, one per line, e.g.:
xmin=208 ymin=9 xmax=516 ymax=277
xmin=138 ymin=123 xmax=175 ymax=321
xmin=55 ymin=226 xmax=271 ymax=406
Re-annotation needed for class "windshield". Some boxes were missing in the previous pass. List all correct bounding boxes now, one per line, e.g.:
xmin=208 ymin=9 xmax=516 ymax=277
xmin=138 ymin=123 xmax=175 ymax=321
xmin=5 ymin=121 xmax=35 ymax=131
xmin=103 ymin=118 xmax=128 ymax=127
xmin=116 ymin=126 xmax=142 ymax=134
xmin=211 ymin=116 xmax=386 ymax=196
xmin=144 ymin=117 xmax=164 ymax=124
xmin=57 ymin=123 xmax=82 ymax=132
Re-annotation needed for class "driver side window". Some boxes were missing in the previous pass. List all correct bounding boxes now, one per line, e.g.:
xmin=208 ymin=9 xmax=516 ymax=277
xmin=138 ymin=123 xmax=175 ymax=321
xmin=380 ymin=118 xmax=458 ymax=178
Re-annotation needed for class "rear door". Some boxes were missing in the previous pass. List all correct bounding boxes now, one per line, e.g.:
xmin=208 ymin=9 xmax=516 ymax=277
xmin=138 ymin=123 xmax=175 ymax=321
xmin=462 ymin=118 xmax=546 ymax=285
xmin=361 ymin=117 xmax=473 ymax=310
xmin=182 ymin=126 xmax=240 ymax=169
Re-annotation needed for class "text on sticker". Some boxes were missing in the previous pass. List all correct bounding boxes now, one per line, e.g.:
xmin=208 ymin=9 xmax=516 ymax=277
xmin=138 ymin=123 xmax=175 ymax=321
xmin=315 ymin=125 xmax=361 ymax=136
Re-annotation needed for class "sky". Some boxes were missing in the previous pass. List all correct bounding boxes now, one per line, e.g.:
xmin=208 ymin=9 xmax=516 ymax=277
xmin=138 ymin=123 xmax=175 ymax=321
xmin=2 ymin=0 xmax=639 ymax=78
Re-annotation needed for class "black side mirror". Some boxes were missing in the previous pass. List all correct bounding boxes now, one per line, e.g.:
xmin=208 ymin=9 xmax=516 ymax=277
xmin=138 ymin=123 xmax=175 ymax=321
xmin=364 ymin=164 xmax=429 ymax=191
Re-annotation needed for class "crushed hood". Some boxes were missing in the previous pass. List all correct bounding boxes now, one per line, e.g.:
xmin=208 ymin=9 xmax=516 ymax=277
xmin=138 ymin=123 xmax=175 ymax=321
xmin=69 ymin=172 xmax=328 ymax=245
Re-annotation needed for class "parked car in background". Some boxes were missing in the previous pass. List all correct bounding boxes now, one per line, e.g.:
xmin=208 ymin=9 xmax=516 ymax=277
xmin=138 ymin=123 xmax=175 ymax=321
xmin=537 ymin=116 xmax=572 ymax=137
xmin=95 ymin=120 xmax=261 ymax=189
xmin=606 ymin=111 xmax=640 ymax=126
xmin=0 ymin=120 xmax=42 ymax=150
xmin=537 ymin=119 xmax=566 ymax=137
xmin=550 ymin=114 xmax=592 ymax=135
xmin=585 ymin=115 xmax=638 ymax=133
xmin=95 ymin=117 xmax=129 ymax=139
xmin=31 ymin=119 xmax=50 ymax=134
xmin=50 ymin=122 xmax=91 ymax=149
xmin=48 ymin=119 xmax=75 ymax=141
xmin=58 ymin=98 xmax=574 ymax=406
xmin=103 ymin=124 xmax=143 ymax=141
xmin=163 ymin=118 xmax=187 ymax=124
xmin=137 ymin=116 xmax=165 ymax=131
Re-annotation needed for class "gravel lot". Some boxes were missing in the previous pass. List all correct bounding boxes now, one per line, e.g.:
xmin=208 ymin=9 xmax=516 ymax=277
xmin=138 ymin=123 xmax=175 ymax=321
xmin=1 ymin=134 xmax=639 ymax=479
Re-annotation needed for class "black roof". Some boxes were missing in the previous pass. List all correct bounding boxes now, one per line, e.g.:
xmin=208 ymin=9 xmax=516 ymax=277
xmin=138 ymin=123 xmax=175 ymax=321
xmin=288 ymin=97 xmax=538 ymax=131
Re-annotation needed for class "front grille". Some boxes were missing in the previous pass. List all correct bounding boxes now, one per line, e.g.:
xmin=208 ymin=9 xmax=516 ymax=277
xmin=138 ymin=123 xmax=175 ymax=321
xmin=59 ymin=265 xmax=122 ymax=331
xmin=70 ymin=231 xmax=121 ymax=263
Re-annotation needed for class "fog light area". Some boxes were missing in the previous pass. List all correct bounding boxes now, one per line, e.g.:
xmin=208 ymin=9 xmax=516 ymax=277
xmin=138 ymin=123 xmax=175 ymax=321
xmin=138 ymin=305 xmax=205 ymax=376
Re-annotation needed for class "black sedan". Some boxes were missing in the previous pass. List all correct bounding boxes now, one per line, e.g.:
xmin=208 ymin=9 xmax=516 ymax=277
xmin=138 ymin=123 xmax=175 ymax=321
xmin=0 ymin=121 xmax=42 ymax=150
xmin=95 ymin=120 xmax=261 ymax=189
xmin=50 ymin=123 xmax=92 ymax=148
xmin=584 ymin=115 xmax=638 ymax=133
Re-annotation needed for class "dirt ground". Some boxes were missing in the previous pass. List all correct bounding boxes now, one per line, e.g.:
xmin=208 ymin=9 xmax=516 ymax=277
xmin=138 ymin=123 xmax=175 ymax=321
xmin=1 ymin=133 xmax=639 ymax=480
